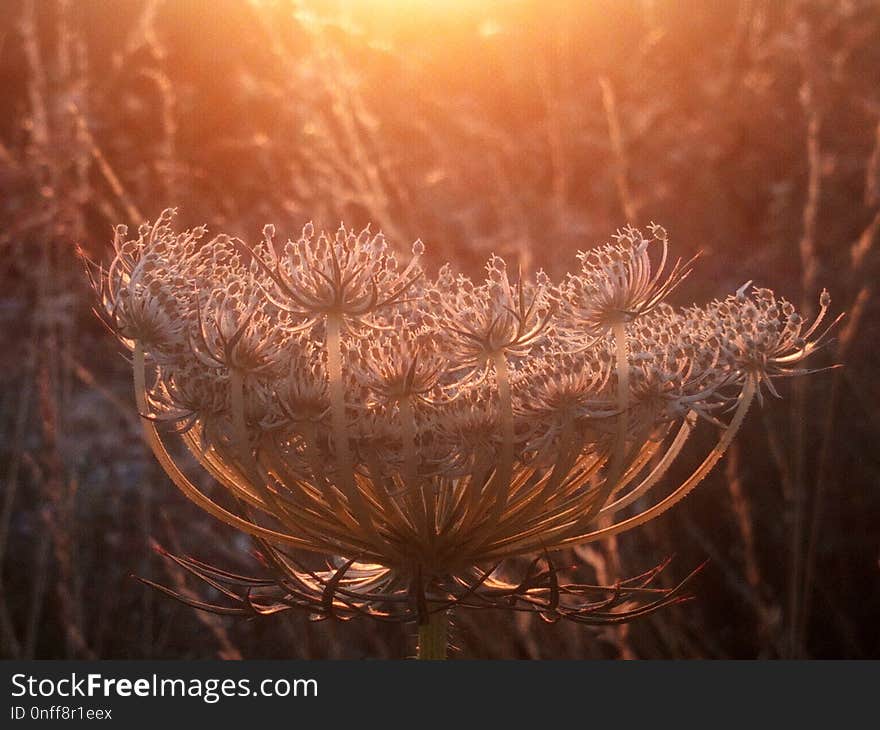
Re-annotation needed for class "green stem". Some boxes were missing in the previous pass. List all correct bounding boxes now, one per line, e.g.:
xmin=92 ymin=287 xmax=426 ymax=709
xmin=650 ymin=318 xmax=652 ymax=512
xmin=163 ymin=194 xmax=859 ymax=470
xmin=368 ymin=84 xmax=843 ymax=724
xmin=417 ymin=608 xmax=448 ymax=660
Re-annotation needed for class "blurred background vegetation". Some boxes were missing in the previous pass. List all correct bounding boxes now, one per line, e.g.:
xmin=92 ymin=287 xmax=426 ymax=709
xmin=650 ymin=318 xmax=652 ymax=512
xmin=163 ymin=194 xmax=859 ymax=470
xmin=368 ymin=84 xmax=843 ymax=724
xmin=0 ymin=0 xmax=877 ymax=659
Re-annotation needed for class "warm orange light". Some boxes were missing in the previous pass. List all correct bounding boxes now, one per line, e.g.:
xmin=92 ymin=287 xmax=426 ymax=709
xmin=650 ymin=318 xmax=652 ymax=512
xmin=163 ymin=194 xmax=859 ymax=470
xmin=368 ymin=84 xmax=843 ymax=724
xmin=290 ymin=0 xmax=510 ymax=34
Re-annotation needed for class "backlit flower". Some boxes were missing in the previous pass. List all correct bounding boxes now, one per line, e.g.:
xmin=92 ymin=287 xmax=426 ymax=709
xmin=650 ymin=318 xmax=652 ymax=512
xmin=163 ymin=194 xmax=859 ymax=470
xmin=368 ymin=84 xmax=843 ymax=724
xmin=90 ymin=210 xmax=833 ymax=652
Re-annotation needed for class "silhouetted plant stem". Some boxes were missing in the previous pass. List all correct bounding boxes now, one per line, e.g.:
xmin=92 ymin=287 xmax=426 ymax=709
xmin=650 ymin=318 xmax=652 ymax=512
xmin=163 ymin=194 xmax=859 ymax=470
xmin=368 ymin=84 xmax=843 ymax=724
xmin=417 ymin=608 xmax=448 ymax=660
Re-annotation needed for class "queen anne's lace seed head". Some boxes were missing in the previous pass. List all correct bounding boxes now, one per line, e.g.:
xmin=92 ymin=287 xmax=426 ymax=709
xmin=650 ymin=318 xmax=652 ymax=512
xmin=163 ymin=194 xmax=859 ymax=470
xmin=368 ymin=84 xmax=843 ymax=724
xmin=426 ymin=256 xmax=555 ymax=377
xmin=348 ymin=319 xmax=443 ymax=406
xmin=90 ymin=209 xmax=835 ymax=626
xmin=195 ymin=297 xmax=285 ymax=375
xmin=691 ymin=285 xmax=836 ymax=401
xmin=248 ymin=222 xmax=424 ymax=335
xmin=270 ymin=338 xmax=330 ymax=427
xmin=515 ymin=351 xmax=614 ymax=428
xmin=560 ymin=224 xmax=695 ymax=338
xmin=151 ymin=363 xmax=230 ymax=433
xmin=91 ymin=211 xmax=205 ymax=358
xmin=434 ymin=379 xmax=509 ymax=470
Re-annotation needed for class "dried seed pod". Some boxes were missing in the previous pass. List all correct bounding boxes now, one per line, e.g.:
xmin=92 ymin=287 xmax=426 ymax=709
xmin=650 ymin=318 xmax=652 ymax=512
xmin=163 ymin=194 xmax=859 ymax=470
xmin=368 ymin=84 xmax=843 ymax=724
xmin=90 ymin=211 xmax=834 ymax=628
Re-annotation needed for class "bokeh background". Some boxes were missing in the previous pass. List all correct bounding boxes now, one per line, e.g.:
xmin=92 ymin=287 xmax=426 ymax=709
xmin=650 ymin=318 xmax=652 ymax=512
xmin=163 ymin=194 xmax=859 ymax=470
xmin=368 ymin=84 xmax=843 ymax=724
xmin=0 ymin=0 xmax=877 ymax=659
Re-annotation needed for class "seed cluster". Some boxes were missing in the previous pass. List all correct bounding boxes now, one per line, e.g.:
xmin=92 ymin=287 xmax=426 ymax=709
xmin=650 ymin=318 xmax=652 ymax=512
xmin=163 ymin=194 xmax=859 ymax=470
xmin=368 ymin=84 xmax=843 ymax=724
xmin=90 ymin=209 xmax=833 ymax=620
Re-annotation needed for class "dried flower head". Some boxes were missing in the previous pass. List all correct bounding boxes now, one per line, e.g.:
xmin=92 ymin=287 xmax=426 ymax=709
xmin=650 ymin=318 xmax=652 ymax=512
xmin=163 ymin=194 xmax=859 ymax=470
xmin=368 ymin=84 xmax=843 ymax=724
xmin=89 ymin=210 xmax=835 ymax=644
xmin=426 ymin=256 xmax=554 ymax=374
xmin=560 ymin=224 xmax=695 ymax=337
xmin=250 ymin=221 xmax=424 ymax=330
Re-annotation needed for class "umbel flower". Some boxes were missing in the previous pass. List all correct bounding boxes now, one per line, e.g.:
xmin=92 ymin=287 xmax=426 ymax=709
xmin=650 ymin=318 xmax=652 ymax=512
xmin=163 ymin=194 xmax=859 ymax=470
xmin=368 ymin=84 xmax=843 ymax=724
xmin=87 ymin=211 xmax=836 ymax=658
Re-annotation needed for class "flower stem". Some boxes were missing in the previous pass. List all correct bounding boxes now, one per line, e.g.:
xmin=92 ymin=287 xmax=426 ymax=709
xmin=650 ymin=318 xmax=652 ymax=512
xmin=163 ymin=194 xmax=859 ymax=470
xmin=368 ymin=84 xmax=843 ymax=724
xmin=490 ymin=351 xmax=514 ymax=524
xmin=399 ymin=394 xmax=431 ymax=537
xmin=417 ymin=608 xmax=448 ymax=660
xmin=325 ymin=314 xmax=377 ymax=542
xmin=585 ymin=317 xmax=629 ymax=523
